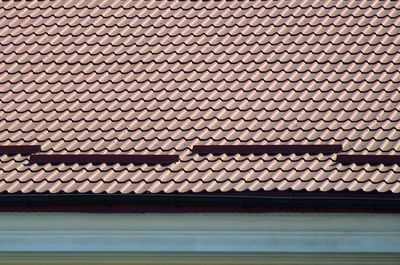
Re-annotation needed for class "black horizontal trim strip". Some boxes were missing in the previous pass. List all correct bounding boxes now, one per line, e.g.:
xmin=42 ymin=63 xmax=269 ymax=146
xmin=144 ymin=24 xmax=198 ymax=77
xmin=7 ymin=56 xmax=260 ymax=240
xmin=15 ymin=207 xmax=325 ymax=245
xmin=337 ymin=155 xmax=400 ymax=165
xmin=0 ymin=191 xmax=398 ymax=213
xmin=29 ymin=154 xmax=179 ymax=165
xmin=0 ymin=145 xmax=40 ymax=154
xmin=193 ymin=145 xmax=342 ymax=154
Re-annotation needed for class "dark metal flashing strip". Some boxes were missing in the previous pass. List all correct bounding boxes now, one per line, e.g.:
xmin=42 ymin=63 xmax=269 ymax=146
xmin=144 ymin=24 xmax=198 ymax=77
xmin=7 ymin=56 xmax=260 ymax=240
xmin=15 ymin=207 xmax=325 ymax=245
xmin=0 ymin=145 xmax=41 ymax=154
xmin=337 ymin=155 xmax=400 ymax=165
xmin=29 ymin=154 xmax=179 ymax=164
xmin=193 ymin=145 xmax=342 ymax=155
xmin=0 ymin=192 xmax=398 ymax=213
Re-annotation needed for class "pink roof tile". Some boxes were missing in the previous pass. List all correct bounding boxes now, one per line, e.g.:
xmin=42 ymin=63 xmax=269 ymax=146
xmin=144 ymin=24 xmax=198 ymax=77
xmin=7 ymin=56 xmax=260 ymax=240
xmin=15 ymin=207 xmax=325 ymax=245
xmin=0 ymin=0 xmax=400 ymax=193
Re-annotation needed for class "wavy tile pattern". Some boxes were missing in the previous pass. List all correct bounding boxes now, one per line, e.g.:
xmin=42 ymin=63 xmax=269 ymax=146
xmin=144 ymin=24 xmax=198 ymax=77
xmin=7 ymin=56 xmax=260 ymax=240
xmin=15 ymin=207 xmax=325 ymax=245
xmin=0 ymin=0 xmax=400 ymax=193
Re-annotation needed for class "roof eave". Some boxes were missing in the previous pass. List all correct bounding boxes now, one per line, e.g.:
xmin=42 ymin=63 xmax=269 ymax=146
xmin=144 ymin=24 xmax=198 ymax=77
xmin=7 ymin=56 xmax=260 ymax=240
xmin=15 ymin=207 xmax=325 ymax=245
xmin=0 ymin=191 xmax=398 ymax=213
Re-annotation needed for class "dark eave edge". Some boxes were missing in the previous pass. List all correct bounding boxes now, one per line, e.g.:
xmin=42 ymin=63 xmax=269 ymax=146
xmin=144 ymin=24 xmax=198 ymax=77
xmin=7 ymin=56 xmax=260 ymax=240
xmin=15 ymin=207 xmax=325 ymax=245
xmin=0 ymin=191 xmax=398 ymax=213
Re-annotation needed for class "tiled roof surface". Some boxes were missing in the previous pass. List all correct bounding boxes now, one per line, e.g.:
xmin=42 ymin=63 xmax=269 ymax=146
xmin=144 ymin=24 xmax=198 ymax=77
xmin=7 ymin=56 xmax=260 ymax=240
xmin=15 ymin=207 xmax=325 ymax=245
xmin=1 ymin=0 xmax=400 ymax=194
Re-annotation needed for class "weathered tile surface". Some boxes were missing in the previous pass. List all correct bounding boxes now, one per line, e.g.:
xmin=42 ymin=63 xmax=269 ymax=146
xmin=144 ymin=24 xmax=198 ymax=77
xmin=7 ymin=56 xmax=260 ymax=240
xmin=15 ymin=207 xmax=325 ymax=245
xmin=0 ymin=0 xmax=399 ymax=193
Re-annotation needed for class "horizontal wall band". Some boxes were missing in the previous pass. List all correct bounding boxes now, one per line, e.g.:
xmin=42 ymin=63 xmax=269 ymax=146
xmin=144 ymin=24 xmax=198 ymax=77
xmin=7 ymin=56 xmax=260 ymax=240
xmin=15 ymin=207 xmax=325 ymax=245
xmin=29 ymin=154 xmax=179 ymax=164
xmin=193 ymin=145 xmax=342 ymax=154
xmin=0 ymin=213 xmax=398 ymax=254
xmin=0 ymin=145 xmax=40 ymax=154
xmin=1 ymin=251 xmax=400 ymax=265
xmin=337 ymin=155 xmax=400 ymax=165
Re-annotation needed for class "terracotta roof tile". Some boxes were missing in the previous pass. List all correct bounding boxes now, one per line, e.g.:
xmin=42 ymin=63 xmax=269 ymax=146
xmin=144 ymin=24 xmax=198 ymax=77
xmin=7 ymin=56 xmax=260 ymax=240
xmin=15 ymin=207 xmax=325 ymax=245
xmin=0 ymin=0 xmax=400 ymax=193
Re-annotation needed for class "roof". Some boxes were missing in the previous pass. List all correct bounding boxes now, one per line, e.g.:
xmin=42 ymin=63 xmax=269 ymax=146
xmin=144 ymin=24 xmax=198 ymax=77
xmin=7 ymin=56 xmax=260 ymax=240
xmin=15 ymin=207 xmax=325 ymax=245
xmin=1 ymin=0 xmax=400 ymax=194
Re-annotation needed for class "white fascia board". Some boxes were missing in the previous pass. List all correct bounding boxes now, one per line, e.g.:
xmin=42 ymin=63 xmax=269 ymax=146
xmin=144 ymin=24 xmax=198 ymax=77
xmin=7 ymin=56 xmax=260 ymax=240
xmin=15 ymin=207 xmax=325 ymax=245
xmin=0 ymin=212 xmax=399 ymax=253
